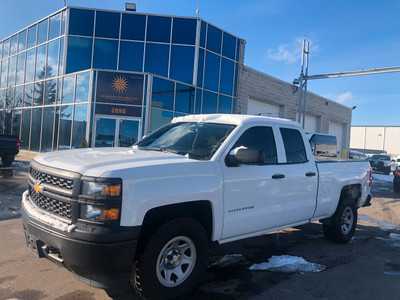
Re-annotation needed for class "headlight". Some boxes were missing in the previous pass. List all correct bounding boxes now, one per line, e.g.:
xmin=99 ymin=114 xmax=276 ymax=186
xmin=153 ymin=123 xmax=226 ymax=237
xmin=80 ymin=204 xmax=120 ymax=222
xmin=79 ymin=177 xmax=122 ymax=224
xmin=80 ymin=179 xmax=122 ymax=197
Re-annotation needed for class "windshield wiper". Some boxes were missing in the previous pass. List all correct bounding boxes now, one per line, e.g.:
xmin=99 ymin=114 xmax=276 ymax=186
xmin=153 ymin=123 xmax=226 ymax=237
xmin=147 ymin=147 xmax=187 ymax=156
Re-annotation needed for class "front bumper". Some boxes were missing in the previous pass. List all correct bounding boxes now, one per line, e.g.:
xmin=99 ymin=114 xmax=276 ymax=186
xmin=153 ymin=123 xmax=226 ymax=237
xmin=21 ymin=191 xmax=139 ymax=288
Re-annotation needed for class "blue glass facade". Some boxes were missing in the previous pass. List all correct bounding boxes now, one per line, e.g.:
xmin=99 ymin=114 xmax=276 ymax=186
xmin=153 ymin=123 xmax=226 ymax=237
xmin=0 ymin=7 xmax=243 ymax=152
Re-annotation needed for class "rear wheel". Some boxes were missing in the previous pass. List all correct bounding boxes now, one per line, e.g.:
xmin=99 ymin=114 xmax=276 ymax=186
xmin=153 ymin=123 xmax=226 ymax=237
xmin=323 ymin=197 xmax=357 ymax=244
xmin=1 ymin=155 xmax=14 ymax=167
xmin=131 ymin=217 xmax=208 ymax=300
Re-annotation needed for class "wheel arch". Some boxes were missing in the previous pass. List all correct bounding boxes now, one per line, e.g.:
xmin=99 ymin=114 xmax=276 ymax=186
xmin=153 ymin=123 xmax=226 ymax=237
xmin=137 ymin=200 xmax=213 ymax=255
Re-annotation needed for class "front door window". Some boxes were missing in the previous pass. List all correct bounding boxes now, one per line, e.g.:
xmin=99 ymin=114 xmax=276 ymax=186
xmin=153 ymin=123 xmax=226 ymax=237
xmin=95 ymin=118 xmax=116 ymax=147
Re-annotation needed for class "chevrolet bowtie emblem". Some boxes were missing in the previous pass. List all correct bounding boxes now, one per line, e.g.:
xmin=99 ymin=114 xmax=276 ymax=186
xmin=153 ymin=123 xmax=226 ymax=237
xmin=33 ymin=183 xmax=43 ymax=193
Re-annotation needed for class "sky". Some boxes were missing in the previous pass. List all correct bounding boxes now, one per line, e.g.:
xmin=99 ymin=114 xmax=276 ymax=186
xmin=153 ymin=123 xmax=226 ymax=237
xmin=1 ymin=0 xmax=399 ymax=126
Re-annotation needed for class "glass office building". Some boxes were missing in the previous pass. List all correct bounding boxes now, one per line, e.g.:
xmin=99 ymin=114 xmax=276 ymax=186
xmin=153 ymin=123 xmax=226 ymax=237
xmin=0 ymin=6 xmax=242 ymax=152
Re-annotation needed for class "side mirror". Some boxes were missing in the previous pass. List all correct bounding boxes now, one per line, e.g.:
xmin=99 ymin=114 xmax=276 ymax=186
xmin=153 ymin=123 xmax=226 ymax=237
xmin=226 ymin=147 xmax=264 ymax=166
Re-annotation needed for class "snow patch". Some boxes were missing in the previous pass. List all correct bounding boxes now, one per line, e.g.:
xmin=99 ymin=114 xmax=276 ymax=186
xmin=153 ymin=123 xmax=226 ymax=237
xmin=375 ymin=233 xmax=400 ymax=247
xmin=384 ymin=271 xmax=400 ymax=276
xmin=372 ymin=174 xmax=394 ymax=182
xmin=249 ymin=255 xmax=326 ymax=273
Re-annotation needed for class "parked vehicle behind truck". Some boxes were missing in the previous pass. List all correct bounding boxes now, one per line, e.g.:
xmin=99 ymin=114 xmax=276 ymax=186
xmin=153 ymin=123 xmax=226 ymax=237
xmin=21 ymin=114 xmax=372 ymax=299
xmin=0 ymin=135 xmax=20 ymax=167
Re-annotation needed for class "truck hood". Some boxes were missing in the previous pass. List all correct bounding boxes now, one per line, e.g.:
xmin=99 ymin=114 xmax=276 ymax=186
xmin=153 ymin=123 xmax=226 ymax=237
xmin=33 ymin=148 xmax=194 ymax=177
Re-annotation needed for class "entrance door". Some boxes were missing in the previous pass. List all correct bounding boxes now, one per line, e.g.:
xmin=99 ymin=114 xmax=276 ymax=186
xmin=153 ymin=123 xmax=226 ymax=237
xmin=95 ymin=116 xmax=141 ymax=148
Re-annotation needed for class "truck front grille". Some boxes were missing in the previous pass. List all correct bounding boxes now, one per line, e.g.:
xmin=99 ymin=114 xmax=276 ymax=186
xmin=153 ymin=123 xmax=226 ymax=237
xmin=30 ymin=167 xmax=74 ymax=190
xmin=29 ymin=186 xmax=72 ymax=220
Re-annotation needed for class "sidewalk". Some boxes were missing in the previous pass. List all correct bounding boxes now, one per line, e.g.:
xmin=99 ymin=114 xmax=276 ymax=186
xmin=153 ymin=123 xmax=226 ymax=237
xmin=15 ymin=150 xmax=38 ymax=162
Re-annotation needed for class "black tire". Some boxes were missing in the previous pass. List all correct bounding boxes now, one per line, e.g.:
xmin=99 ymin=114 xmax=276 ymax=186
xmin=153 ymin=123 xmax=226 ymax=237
xmin=322 ymin=197 xmax=357 ymax=244
xmin=131 ymin=217 xmax=208 ymax=300
xmin=1 ymin=156 xmax=14 ymax=167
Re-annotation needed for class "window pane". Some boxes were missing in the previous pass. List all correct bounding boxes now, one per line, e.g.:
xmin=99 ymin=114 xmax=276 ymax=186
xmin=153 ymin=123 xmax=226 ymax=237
xmin=0 ymin=41 xmax=3 ymax=59
xmin=1 ymin=59 xmax=9 ymax=89
xmin=93 ymin=39 xmax=118 ymax=70
xmin=56 ymin=78 xmax=62 ymax=104
xmin=0 ymin=89 xmax=5 ymax=108
xmin=20 ymin=108 xmax=31 ymax=150
xmin=47 ymin=39 xmax=59 ymax=78
xmin=59 ymin=37 xmax=64 ymax=75
xmin=10 ymin=35 xmax=18 ymax=56
xmin=30 ymin=107 xmax=42 ymax=151
xmin=121 ymin=14 xmax=145 ymax=40
xmin=24 ymin=83 xmax=33 ymax=106
xmin=62 ymin=74 xmax=75 ymax=104
xmin=197 ymin=48 xmax=204 ymax=87
xmin=147 ymin=16 xmax=171 ymax=43
xmin=54 ymin=106 xmax=60 ymax=148
xmin=172 ymin=18 xmax=196 ymax=45
xmin=33 ymin=82 xmax=44 ymax=106
xmin=175 ymin=83 xmax=194 ymax=113
xmin=58 ymin=105 xmax=73 ymax=150
xmin=66 ymin=36 xmax=92 ymax=73
xmin=8 ymin=56 xmax=16 ymax=87
xmin=16 ymin=52 xmax=26 ymax=85
xmin=150 ymin=108 xmax=172 ymax=132
xmin=61 ymin=10 xmax=66 ymax=35
xmin=218 ymin=95 xmax=231 ymax=113
xmin=69 ymin=8 xmax=94 ymax=37
xmin=18 ymin=30 xmax=27 ymax=52
xmin=4 ymin=109 xmax=12 ymax=135
xmin=200 ymin=22 xmax=206 ymax=48
xmin=207 ymin=25 xmax=221 ymax=54
xmin=151 ymin=77 xmax=174 ymax=110
xmin=35 ymin=44 xmax=47 ymax=80
xmin=95 ymin=11 xmax=120 ymax=38
xmin=232 ymin=126 xmax=277 ymax=164
xmin=202 ymin=90 xmax=217 ymax=114
xmin=75 ymin=72 xmax=90 ymax=103
xmin=49 ymin=13 xmax=61 ymax=40
xmin=144 ymin=43 xmax=169 ymax=77
xmin=170 ymin=45 xmax=194 ymax=85
xmin=25 ymin=49 xmax=35 ymax=83
xmin=233 ymin=63 xmax=238 ymax=96
xmin=222 ymin=32 xmax=235 ymax=60
xmin=280 ymin=128 xmax=307 ymax=163
xmin=15 ymin=85 xmax=24 ymax=107
xmin=119 ymin=41 xmax=144 ymax=72
xmin=204 ymin=51 xmax=220 ymax=92
xmin=72 ymin=104 xmax=88 ymax=148
xmin=5 ymin=88 xmax=13 ymax=108
xmin=3 ymin=39 xmax=10 ymax=57
xmin=44 ymin=79 xmax=56 ymax=105
xmin=41 ymin=106 xmax=55 ymax=152
xmin=236 ymin=39 xmax=240 ymax=61
xmin=37 ymin=19 xmax=48 ymax=44
xmin=232 ymin=97 xmax=236 ymax=113
xmin=220 ymin=58 xmax=234 ymax=95
xmin=12 ymin=109 xmax=21 ymax=137
xmin=195 ymin=89 xmax=201 ymax=114
xmin=27 ymin=25 xmax=37 ymax=49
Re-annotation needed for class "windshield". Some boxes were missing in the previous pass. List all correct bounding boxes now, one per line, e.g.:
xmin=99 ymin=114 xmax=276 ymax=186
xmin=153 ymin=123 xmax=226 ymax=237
xmin=135 ymin=122 xmax=236 ymax=160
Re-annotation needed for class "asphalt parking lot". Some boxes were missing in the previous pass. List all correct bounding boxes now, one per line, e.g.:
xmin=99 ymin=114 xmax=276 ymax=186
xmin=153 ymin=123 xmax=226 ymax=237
xmin=0 ymin=155 xmax=399 ymax=300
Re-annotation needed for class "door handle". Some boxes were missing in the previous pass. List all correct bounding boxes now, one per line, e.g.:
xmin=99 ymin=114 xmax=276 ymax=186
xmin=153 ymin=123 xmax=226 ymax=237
xmin=272 ymin=174 xmax=285 ymax=179
xmin=306 ymin=172 xmax=316 ymax=177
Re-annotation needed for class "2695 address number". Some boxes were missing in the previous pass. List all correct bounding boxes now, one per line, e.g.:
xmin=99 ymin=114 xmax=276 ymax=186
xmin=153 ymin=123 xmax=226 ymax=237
xmin=111 ymin=107 xmax=127 ymax=115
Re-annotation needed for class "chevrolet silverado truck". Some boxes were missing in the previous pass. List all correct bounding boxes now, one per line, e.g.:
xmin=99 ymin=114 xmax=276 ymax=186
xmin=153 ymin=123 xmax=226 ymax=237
xmin=0 ymin=135 xmax=20 ymax=167
xmin=21 ymin=114 xmax=372 ymax=299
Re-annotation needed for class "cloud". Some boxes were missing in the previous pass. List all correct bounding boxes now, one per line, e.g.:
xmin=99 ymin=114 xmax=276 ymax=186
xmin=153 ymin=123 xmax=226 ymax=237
xmin=324 ymin=91 xmax=354 ymax=104
xmin=267 ymin=38 xmax=319 ymax=64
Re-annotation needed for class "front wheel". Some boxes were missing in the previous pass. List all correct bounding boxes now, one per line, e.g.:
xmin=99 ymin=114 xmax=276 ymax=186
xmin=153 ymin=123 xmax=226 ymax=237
xmin=322 ymin=197 xmax=357 ymax=244
xmin=131 ymin=217 xmax=208 ymax=300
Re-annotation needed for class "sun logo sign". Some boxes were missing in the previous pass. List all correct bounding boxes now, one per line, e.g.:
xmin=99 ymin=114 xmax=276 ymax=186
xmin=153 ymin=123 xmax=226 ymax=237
xmin=111 ymin=75 xmax=129 ymax=93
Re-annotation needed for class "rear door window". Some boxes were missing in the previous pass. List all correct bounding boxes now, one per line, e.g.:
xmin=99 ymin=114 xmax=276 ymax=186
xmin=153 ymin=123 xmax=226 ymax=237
xmin=280 ymin=128 xmax=307 ymax=163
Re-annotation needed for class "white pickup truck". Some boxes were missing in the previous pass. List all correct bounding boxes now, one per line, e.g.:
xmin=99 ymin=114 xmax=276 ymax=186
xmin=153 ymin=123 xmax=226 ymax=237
xmin=21 ymin=114 xmax=372 ymax=299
